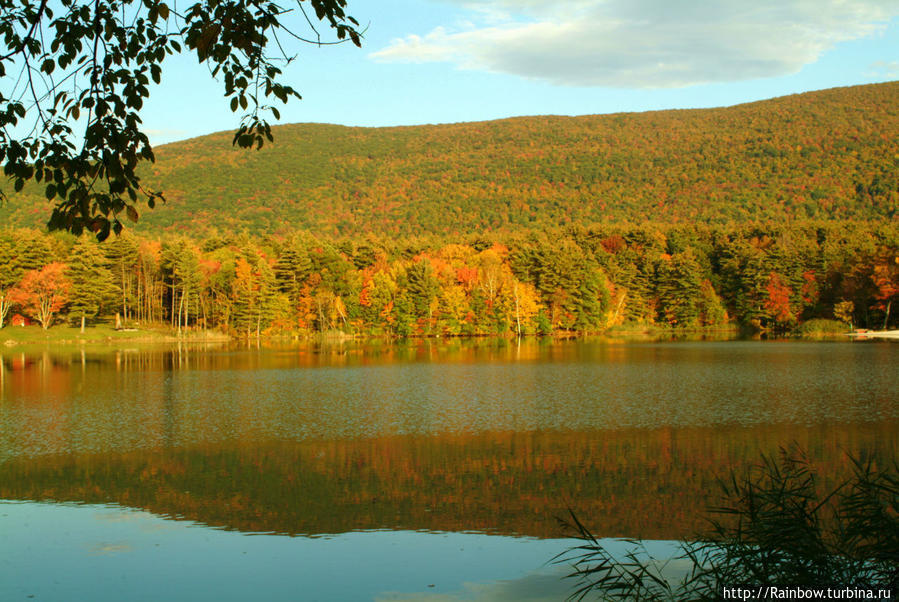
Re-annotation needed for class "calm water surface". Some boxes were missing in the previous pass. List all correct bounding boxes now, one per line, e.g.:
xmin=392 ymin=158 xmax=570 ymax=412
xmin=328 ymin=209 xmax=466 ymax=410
xmin=1 ymin=339 xmax=897 ymax=600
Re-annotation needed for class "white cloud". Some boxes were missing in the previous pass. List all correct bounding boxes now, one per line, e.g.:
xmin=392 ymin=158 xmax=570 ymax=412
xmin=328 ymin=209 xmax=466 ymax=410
xmin=868 ymin=60 xmax=899 ymax=78
xmin=87 ymin=542 xmax=134 ymax=555
xmin=370 ymin=0 xmax=899 ymax=87
xmin=375 ymin=567 xmax=570 ymax=601
xmin=144 ymin=128 xmax=189 ymax=144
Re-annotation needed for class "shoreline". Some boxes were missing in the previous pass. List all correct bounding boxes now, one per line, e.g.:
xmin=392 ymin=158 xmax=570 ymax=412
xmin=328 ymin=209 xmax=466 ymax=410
xmin=1 ymin=323 xmax=881 ymax=350
xmin=847 ymin=329 xmax=899 ymax=340
xmin=1 ymin=325 xmax=233 ymax=349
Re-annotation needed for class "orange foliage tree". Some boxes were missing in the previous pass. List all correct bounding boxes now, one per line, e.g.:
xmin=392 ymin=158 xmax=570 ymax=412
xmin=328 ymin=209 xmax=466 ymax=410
xmin=763 ymin=272 xmax=795 ymax=329
xmin=10 ymin=263 xmax=71 ymax=330
xmin=871 ymin=256 xmax=899 ymax=329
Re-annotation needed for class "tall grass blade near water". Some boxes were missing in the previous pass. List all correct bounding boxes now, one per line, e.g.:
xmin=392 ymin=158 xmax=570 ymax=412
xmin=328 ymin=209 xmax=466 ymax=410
xmin=555 ymin=445 xmax=898 ymax=601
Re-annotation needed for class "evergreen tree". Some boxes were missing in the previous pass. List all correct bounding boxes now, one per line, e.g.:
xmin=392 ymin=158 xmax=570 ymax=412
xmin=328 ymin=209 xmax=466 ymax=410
xmin=205 ymin=248 xmax=237 ymax=331
xmin=274 ymin=240 xmax=313 ymax=302
xmin=232 ymin=249 xmax=279 ymax=336
xmin=14 ymin=229 xmax=53 ymax=271
xmin=391 ymin=292 xmax=415 ymax=337
xmin=721 ymin=241 xmax=770 ymax=328
xmin=353 ymin=241 xmax=380 ymax=270
xmin=256 ymin=257 xmax=281 ymax=335
xmin=0 ymin=233 xmax=24 ymax=328
xmin=607 ymin=252 xmax=654 ymax=324
xmin=698 ymin=280 xmax=728 ymax=326
xmin=174 ymin=245 xmax=204 ymax=330
xmin=105 ymin=234 xmax=141 ymax=323
xmin=655 ymin=251 xmax=704 ymax=327
xmin=573 ymin=270 xmax=610 ymax=332
xmin=312 ymin=243 xmax=354 ymax=299
xmin=231 ymin=257 xmax=260 ymax=337
xmin=406 ymin=261 xmax=439 ymax=321
xmin=67 ymin=238 xmax=118 ymax=331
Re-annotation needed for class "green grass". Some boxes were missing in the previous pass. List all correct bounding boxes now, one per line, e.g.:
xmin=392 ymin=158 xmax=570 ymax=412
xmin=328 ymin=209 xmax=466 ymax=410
xmin=0 ymin=323 xmax=229 ymax=346
xmin=795 ymin=319 xmax=851 ymax=338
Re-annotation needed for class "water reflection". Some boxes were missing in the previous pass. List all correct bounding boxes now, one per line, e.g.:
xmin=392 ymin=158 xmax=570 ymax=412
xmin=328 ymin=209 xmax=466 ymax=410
xmin=2 ymin=342 xmax=897 ymax=453
xmin=2 ymin=423 xmax=895 ymax=540
xmin=0 ymin=340 xmax=897 ymax=541
xmin=0 ymin=501 xmax=573 ymax=602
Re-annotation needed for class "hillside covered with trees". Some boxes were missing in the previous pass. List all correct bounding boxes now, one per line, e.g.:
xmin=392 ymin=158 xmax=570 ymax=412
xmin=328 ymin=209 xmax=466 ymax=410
xmin=1 ymin=83 xmax=897 ymax=338
xmin=2 ymin=82 xmax=898 ymax=236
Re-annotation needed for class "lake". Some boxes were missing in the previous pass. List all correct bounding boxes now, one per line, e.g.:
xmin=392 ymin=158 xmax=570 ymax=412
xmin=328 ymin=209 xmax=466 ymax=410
xmin=1 ymin=338 xmax=897 ymax=601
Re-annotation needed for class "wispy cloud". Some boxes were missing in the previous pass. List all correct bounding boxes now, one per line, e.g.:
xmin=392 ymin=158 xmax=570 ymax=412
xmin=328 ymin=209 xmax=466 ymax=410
xmin=371 ymin=0 xmax=899 ymax=88
xmin=145 ymin=128 xmax=189 ymax=144
xmin=867 ymin=60 xmax=899 ymax=78
xmin=376 ymin=567 xmax=570 ymax=601
xmin=87 ymin=542 xmax=133 ymax=555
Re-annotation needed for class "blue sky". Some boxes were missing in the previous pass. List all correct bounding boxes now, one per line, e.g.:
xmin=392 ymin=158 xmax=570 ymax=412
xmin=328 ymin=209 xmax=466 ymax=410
xmin=142 ymin=0 xmax=899 ymax=145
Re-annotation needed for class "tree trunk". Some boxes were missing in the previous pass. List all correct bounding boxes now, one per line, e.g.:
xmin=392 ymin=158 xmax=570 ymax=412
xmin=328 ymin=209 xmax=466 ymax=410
xmin=513 ymin=283 xmax=521 ymax=337
xmin=135 ymin=264 xmax=141 ymax=323
xmin=121 ymin=267 xmax=128 ymax=322
xmin=80 ymin=314 xmax=85 ymax=333
xmin=177 ymin=290 xmax=184 ymax=335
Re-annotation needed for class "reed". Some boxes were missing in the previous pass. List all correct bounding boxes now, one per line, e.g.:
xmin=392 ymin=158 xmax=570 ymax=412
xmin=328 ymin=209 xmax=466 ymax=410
xmin=555 ymin=445 xmax=898 ymax=601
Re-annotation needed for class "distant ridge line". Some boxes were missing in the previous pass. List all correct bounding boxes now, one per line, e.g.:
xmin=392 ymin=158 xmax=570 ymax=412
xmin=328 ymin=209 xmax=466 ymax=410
xmin=3 ymin=81 xmax=897 ymax=236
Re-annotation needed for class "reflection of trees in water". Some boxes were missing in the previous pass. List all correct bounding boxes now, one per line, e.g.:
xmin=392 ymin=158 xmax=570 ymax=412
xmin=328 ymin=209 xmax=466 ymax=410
xmin=1 ymin=424 xmax=895 ymax=540
xmin=0 ymin=336 xmax=750 ymax=380
xmin=0 ymin=339 xmax=563 ymax=378
xmin=5 ymin=343 xmax=897 ymax=459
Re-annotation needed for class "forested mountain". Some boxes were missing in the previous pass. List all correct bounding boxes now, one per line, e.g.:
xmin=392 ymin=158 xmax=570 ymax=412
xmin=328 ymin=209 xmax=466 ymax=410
xmin=2 ymin=82 xmax=898 ymax=236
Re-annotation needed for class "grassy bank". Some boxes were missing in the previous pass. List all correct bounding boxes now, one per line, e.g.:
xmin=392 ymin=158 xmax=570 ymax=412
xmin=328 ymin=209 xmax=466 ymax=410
xmin=794 ymin=319 xmax=852 ymax=338
xmin=1 ymin=324 xmax=232 ymax=347
xmin=0 ymin=319 xmax=863 ymax=349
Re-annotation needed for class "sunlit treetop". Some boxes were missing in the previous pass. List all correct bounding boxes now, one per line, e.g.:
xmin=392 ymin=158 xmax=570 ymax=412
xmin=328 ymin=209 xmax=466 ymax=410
xmin=0 ymin=0 xmax=361 ymax=239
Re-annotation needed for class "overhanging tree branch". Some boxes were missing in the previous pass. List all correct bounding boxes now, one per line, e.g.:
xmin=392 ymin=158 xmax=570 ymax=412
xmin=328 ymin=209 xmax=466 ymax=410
xmin=0 ymin=0 xmax=362 ymax=239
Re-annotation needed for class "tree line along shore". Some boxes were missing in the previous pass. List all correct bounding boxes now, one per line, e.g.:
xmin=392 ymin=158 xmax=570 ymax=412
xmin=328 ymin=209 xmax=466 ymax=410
xmin=0 ymin=221 xmax=896 ymax=341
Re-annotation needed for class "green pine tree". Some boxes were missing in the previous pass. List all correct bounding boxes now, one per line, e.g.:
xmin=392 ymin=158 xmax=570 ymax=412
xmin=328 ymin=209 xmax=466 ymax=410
xmin=573 ymin=270 xmax=610 ymax=332
xmin=67 ymin=237 xmax=119 ymax=331
xmin=0 ymin=233 xmax=24 ymax=329
xmin=274 ymin=240 xmax=313 ymax=302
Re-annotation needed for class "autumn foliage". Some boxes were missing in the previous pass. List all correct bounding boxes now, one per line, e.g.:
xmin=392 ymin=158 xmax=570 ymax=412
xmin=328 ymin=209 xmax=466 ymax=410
xmin=764 ymin=273 xmax=795 ymax=328
xmin=10 ymin=263 xmax=71 ymax=330
xmin=0 ymin=221 xmax=897 ymax=336
xmin=1 ymin=82 xmax=898 ymax=237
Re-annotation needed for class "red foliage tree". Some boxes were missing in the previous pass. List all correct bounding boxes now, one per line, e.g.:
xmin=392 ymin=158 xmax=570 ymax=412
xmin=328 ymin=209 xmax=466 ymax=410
xmin=800 ymin=270 xmax=818 ymax=306
xmin=455 ymin=267 xmax=479 ymax=291
xmin=763 ymin=272 xmax=794 ymax=328
xmin=10 ymin=263 xmax=71 ymax=330
xmin=871 ymin=256 xmax=899 ymax=329
xmin=600 ymin=235 xmax=626 ymax=254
